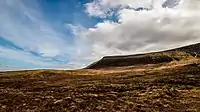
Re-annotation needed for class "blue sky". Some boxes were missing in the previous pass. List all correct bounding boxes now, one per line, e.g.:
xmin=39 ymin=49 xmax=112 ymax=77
xmin=0 ymin=0 xmax=100 ymax=70
xmin=0 ymin=0 xmax=200 ymax=71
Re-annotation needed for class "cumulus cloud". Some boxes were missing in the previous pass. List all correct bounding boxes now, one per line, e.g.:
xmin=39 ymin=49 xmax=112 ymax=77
xmin=85 ymin=0 xmax=165 ymax=18
xmin=85 ymin=1 xmax=112 ymax=18
xmin=76 ymin=0 xmax=200 ymax=59
xmin=1 ymin=0 xmax=200 ymax=70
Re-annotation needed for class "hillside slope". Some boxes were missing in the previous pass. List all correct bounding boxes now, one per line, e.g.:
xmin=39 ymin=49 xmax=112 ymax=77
xmin=0 ymin=58 xmax=200 ymax=111
xmin=0 ymin=43 xmax=200 ymax=112
xmin=86 ymin=43 xmax=200 ymax=69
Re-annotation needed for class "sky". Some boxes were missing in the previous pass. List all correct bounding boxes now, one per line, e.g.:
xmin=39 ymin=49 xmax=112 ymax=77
xmin=0 ymin=0 xmax=200 ymax=71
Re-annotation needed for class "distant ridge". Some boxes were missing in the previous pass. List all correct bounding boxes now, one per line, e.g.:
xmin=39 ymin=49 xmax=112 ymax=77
xmin=175 ymin=43 xmax=200 ymax=53
xmin=86 ymin=43 xmax=200 ymax=69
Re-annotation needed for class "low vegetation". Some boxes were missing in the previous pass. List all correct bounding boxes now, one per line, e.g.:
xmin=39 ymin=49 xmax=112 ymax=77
xmin=0 ymin=43 xmax=200 ymax=112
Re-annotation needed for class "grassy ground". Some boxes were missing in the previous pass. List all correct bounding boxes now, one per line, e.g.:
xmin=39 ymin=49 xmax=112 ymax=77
xmin=0 ymin=59 xmax=200 ymax=112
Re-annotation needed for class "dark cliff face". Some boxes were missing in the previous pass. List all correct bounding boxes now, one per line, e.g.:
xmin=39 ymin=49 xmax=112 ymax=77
xmin=86 ymin=55 xmax=174 ymax=69
xmin=86 ymin=43 xmax=200 ymax=69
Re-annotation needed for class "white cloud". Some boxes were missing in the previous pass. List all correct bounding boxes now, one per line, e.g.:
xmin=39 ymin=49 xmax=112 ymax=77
xmin=0 ymin=46 xmax=55 ymax=67
xmin=1 ymin=0 xmax=200 ymax=70
xmin=85 ymin=0 xmax=166 ymax=18
xmin=85 ymin=1 xmax=111 ymax=18
xmin=0 ymin=0 xmax=83 ymax=70
xmin=0 ymin=0 xmax=70 ymax=58
xmin=77 ymin=0 xmax=200 ymax=60
xmin=100 ymin=0 xmax=153 ymax=8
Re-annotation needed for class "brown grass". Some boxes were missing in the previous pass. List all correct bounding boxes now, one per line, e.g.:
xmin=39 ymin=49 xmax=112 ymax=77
xmin=0 ymin=57 xmax=200 ymax=112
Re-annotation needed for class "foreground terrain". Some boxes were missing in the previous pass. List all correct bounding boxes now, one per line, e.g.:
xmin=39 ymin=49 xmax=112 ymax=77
xmin=1 ymin=43 xmax=200 ymax=112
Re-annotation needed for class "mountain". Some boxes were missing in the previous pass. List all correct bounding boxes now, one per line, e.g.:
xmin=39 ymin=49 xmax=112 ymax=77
xmin=86 ymin=43 xmax=200 ymax=69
